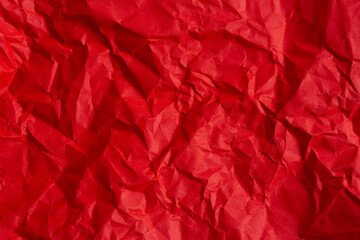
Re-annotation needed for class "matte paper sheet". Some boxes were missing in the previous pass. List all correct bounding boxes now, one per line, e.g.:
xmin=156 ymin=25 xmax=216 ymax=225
xmin=0 ymin=0 xmax=360 ymax=239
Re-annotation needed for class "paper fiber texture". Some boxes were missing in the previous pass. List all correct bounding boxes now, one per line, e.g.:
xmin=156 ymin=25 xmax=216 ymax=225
xmin=0 ymin=0 xmax=360 ymax=239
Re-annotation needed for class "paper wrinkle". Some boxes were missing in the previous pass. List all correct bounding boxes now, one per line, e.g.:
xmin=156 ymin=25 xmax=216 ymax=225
xmin=1 ymin=0 xmax=360 ymax=239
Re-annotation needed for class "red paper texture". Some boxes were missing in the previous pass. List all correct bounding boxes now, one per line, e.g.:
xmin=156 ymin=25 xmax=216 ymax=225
xmin=1 ymin=0 xmax=360 ymax=239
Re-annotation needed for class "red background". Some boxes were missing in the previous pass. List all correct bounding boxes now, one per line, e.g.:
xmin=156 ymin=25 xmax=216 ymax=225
xmin=1 ymin=0 xmax=360 ymax=239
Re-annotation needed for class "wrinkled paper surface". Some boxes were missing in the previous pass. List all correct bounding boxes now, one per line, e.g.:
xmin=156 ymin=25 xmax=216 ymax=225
xmin=1 ymin=0 xmax=360 ymax=239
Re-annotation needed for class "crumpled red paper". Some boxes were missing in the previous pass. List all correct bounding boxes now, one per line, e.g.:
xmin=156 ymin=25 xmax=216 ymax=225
xmin=1 ymin=0 xmax=360 ymax=239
